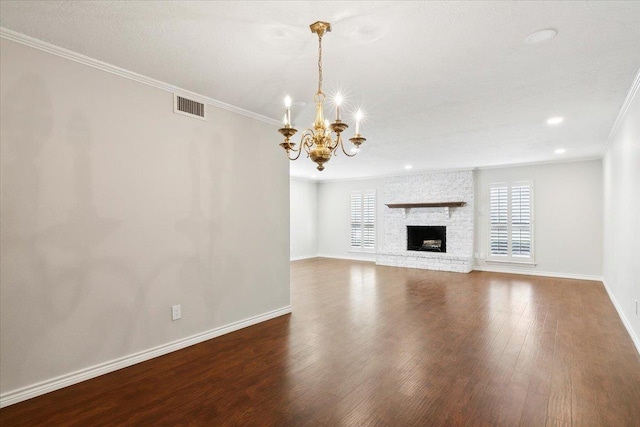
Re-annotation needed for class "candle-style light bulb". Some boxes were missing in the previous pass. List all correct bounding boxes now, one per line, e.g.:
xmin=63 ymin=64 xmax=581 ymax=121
xmin=284 ymin=95 xmax=292 ymax=126
xmin=335 ymin=93 xmax=343 ymax=121
xmin=355 ymin=110 xmax=363 ymax=135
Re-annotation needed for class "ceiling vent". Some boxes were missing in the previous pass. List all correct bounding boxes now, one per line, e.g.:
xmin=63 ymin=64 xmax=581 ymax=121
xmin=174 ymin=94 xmax=206 ymax=120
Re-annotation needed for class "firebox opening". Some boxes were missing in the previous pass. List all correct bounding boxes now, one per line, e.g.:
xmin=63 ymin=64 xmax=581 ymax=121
xmin=407 ymin=226 xmax=447 ymax=253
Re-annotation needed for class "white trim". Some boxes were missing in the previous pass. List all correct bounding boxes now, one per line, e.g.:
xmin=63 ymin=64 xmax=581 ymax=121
xmin=349 ymin=249 xmax=377 ymax=254
xmin=473 ymin=266 xmax=602 ymax=282
xmin=0 ymin=305 xmax=291 ymax=408
xmin=294 ymin=158 xmax=604 ymax=182
xmin=304 ymin=168 xmax=475 ymax=183
xmin=290 ymin=255 xmax=317 ymax=261
xmin=0 ymin=27 xmax=280 ymax=127
xmin=316 ymin=253 xmax=376 ymax=263
xmin=289 ymin=176 xmax=319 ymax=184
xmin=602 ymin=279 xmax=640 ymax=356
xmin=486 ymin=260 xmax=537 ymax=267
xmin=473 ymin=156 xmax=603 ymax=172
xmin=605 ymin=65 xmax=640 ymax=151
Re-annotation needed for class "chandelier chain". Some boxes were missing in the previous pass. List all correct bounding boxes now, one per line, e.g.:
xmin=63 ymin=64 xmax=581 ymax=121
xmin=317 ymin=34 xmax=323 ymax=96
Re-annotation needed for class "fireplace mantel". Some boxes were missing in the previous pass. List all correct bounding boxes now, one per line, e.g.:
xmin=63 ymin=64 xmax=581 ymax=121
xmin=385 ymin=201 xmax=466 ymax=218
xmin=385 ymin=202 xmax=466 ymax=208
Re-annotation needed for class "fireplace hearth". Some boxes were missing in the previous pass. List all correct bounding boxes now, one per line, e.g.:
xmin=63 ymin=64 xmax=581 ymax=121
xmin=407 ymin=226 xmax=446 ymax=253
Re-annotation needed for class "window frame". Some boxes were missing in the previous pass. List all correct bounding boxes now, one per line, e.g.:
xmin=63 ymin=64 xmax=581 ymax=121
xmin=488 ymin=181 xmax=535 ymax=263
xmin=350 ymin=190 xmax=376 ymax=253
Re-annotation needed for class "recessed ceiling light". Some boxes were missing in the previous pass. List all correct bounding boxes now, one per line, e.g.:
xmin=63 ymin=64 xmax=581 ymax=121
xmin=405 ymin=165 xmax=413 ymax=170
xmin=547 ymin=116 xmax=564 ymax=125
xmin=554 ymin=148 xmax=566 ymax=154
xmin=525 ymin=28 xmax=558 ymax=45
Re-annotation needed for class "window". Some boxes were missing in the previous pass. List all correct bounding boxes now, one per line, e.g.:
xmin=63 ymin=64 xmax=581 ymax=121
xmin=350 ymin=190 xmax=376 ymax=251
xmin=489 ymin=182 xmax=533 ymax=262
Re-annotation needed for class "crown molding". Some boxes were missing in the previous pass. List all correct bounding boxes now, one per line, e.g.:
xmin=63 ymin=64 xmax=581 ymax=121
xmin=605 ymin=65 xmax=640 ymax=151
xmin=289 ymin=176 xmax=320 ymax=184
xmin=473 ymin=155 xmax=603 ymax=171
xmin=0 ymin=27 xmax=281 ymax=127
xmin=306 ymin=167 xmax=475 ymax=184
xmin=294 ymin=156 xmax=604 ymax=183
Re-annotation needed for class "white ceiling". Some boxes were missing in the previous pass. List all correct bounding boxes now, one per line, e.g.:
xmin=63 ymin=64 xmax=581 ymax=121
xmin=2 ymin=1 xmax=640 ymax=181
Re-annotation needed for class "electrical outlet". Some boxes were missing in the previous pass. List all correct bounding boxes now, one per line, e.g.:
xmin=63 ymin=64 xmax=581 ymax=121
xmin=172 ymin=304 xmax=181 ymax=321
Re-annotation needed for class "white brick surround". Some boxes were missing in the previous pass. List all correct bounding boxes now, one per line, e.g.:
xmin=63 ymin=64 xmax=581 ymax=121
xmin=376 ymin=171 xmax=474 ymax=273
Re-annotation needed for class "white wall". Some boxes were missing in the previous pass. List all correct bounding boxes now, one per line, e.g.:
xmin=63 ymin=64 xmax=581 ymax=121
xmin=603 ymin=76 xmax=640 ymax=351
xmin=317 ymin=177 xmax=385 ymax=262
xmin=0 ymin=39 xmax=290 ymax=400
xmin=474 ymin=160 xmax=603 ymax=279
xmin=290 ymin=178 xmax=318 ymax=260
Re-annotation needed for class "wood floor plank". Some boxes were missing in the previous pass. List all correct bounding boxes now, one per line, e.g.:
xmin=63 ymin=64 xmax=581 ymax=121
xmin=1 ymin=259 xmax=639 ymax=426
xmin=547 ymin=318 xmax=572 ymax=424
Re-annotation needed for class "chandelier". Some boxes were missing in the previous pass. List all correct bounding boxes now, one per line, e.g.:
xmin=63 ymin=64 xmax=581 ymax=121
xmin=278 ymin=21 xmax=366 ymax=171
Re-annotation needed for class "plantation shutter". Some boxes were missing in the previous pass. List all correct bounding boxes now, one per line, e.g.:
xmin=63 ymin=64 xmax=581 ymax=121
xmin=489 ymin=185 xmax=508 ymax=256
xmin=511 ymin=184 xmax=532 ymax=258
xmin=350 ymin=193 xmax=362 ymax=247
xmin=488 ymin=182 xmax=533 ymax=261
xmin=362 ymin=192 xmax=376 ymax=249
xmin=351 ymin=191 xmax=376 ymax=250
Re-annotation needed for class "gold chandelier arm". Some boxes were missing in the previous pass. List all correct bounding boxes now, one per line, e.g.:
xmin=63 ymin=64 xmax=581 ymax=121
xmin=328 ymin=133 xmax=338 ymax=152
xmin=286 ymin=130 xmax=312 ymax=159
xmin=338 ymin=135 xmax=359 ymax=157
xmin=286 ymin=143 xmax=304 ymax=161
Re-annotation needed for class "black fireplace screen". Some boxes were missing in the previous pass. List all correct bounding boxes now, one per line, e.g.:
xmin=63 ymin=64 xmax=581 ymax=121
xmin=407 ymin=226 xmax=447 ymax=252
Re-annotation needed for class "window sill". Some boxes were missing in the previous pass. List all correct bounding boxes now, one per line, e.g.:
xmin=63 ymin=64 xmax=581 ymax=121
xmin=486 ymin=259 xmax=537 ymax=267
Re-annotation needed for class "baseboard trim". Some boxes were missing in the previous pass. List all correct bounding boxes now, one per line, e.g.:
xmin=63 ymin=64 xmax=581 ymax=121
xmin=602 ymin=279 xmax=640 ymax=356
xmin=316 ymin=253 xmax=376 ymax=263
xmin=0 ymin=305 xmax=292 ymax=408
xmin=290 ymin=255 xmax=318 ymax=261
xmin=473 ymin=266 xmax=602 ymax=282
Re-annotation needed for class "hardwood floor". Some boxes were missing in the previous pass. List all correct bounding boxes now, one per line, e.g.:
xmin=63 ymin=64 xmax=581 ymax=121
xmin=2 ymin=258 xmax=639 ymax=426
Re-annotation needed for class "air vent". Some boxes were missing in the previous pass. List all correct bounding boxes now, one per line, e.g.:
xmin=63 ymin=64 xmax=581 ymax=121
xmin=174 ymin=94 xmax=206 ymax=120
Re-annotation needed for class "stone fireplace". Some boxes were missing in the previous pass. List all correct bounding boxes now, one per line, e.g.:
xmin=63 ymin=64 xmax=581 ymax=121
xmin=376 ymin=171 xmax=474 ymax=273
